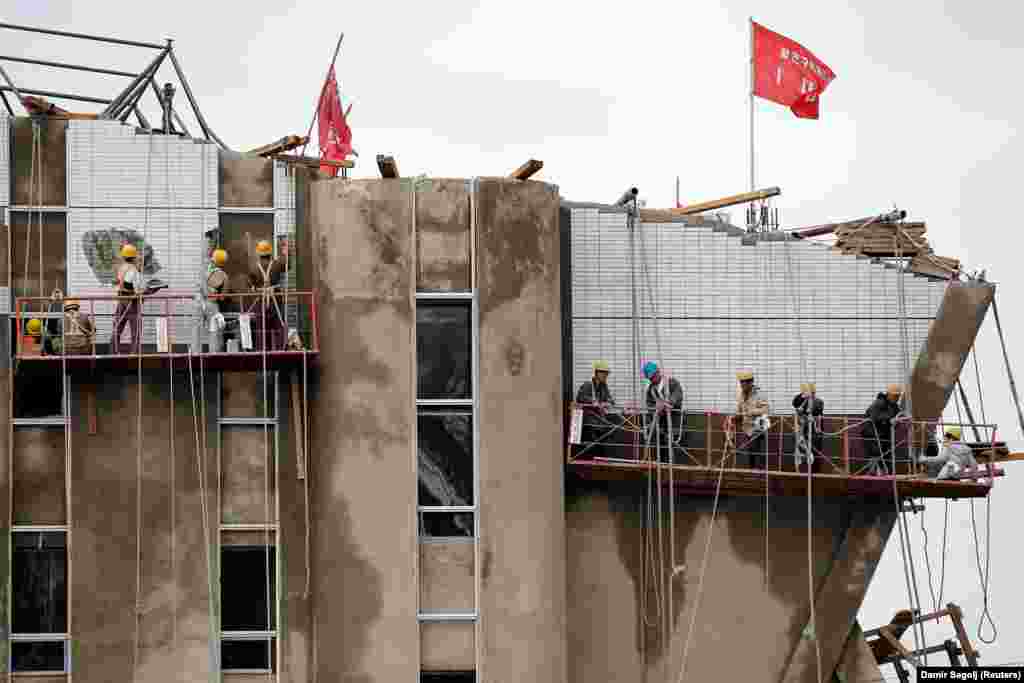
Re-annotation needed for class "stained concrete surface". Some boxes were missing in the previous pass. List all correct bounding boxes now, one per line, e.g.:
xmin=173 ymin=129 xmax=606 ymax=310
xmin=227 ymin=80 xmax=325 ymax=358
xmin=0 ymin=363 xmax=11 ymax=673
xmin=218 ymin=214 xmax=274 ymax=298
xmin=476 ymin=178 xmax=566 ymax=683
xmin=911 ymin=280 xmax=995 ymax=421
xmin=221 ymin=426 xmax=278 ymax=525
xmin=416 ymin=179 xmax=471 ymax=291
xmin=421 ymin=621 xmax=474 ymax=671
xmin=10 ymin=212 xmax=67 ymax=300
xmin=420 ymin=539 xmax=474 ymax=614
xmin=12 ymin=117 xmax=66 ymax=206
xmin=833 ymin=623 xmax=884 ymax=683
xmin=219 ymin=157 xmax=274 ymax=208
xmin=12 ymin=427 xmax=66 ymax=525
xmin=566 ymin=478 xmax=894 ymax=683
xmin=308 ymin=178 xmax=416 ymax=682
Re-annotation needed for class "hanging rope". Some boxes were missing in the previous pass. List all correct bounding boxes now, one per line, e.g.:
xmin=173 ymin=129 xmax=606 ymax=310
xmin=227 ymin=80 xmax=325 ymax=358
xmin=969 ymin=498 xmax=997 ymax=644
xmin=989 ymin=296 xmax=1024 ymax=437
xmin=303 ymin=353 xmax=311 ymax=599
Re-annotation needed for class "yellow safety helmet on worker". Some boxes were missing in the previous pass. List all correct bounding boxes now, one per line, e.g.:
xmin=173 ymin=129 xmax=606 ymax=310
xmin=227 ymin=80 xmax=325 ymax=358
xmin=25 ymin=318 xmax=43 ymax=337
xmin=256 ymin=241 xmax=273 ymax=256
xmin=592 ymin=359 xmax=610 ymax=374
xmin=943 ymin=425 xmax=962 ymax=441
xmin=120 ymin=243 xmax=138 ymax=259
xmin=212 ymin=248 xmax=228 ymax=266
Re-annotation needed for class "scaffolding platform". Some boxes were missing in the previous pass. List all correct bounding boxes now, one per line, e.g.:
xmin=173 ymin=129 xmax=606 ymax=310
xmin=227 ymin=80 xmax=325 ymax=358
xmin=569 ymin=458 xmax=998 ymax=500
xmin=15 ymin=349 xmax=318 ymax=374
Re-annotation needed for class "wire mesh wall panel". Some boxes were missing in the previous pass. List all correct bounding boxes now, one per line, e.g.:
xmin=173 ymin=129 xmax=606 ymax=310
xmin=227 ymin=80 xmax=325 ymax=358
xmin=0 ymin=115 xmax=9 ymax=207
xmin=67 ymin=207 xmax=215 ymax=343
xmin=567 ymin=207 xmax=950 ymax=415
xmin=273 ymin=161 xmax=298 ymax=330
xmin=67 ymin=120 xmax=217 ymax=209
xmin=273 ymin=161 xmax=295 ymax=211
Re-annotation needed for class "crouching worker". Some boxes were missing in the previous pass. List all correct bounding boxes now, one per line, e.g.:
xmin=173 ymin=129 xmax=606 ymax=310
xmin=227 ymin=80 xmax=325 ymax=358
xmin=919 ymin=426 xmax=979 ymax=480
xmin=643 ymin=361 xmax=685 ymax=463
xmin=575 ymin=360 xmax=623 ymax=458
xmin=54 ymin=299 xmax=96 ymax=355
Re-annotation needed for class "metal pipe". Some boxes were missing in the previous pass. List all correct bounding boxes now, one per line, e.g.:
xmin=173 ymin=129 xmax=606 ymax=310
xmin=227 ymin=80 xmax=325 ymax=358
xmin=0 ymin=86 xmax=110 ymax=104
xmin=791 ymin=209 xmax=907 ymax=239
xmin=0 ymin=22 xmax=164 ymax=50
xmin=0 ymin=90 xmax=13 ymax=115
xmin=105 ymin=46 xmax=168 ymax=118
xmin=0 ymin=55 xmax=139 ymax=78
xmin=167 ymin=48 xmax=228 ymax=149
xmin=0 ymin=61 xmax=27 ymax=105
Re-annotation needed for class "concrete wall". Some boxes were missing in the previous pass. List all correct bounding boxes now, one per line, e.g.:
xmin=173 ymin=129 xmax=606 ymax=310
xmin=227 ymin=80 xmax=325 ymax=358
xmin=565 ymin=478 xmax=895 ymax=683
xmin=308 ymin=178 xmax=417 ymax=682
xmin=476 ymin=178 xmax=566 ymax=683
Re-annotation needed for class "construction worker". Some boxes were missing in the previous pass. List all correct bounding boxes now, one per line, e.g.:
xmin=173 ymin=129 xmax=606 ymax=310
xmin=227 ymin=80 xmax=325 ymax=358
xmin=575 ymin=360 xmax=622 ymax=456
xmin=111 ymin=243 xmax=142 ymax=354
xmin=247 ymin=240 xmax=286 ymax=350
xmin=50 ymin=299 xmax=96 ymax=355
xmin=22 ymin=318 xmax=44 ymax=356
xmin=862 ymin=384 xmax=904 ymax=474
xmin=192 ymin=248 xmax=230 ymax=353
xmin=736 ymin=370 xmax=771 ymax=470
xmin=792 ymin=383 xmax=825 ymax=473
xmin=919 ymin=426 xmax=979 ymax=480
xmin=643 ymin=361 xmax=685 ymax=462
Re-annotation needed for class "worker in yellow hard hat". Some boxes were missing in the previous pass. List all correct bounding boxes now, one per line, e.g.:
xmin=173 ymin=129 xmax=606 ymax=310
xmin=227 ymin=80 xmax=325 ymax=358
xmin=111 ymin=242 xmax=142 ymax=354
xmin=792 ymin=383 xmax=825 ymax=473
xmin=192 ymin=248 xmax=231 ymax=353
xmin=21 ymin=318 xmax=44 ymax=356
xmin=735 ymin=369 xmax=771 ymax=469
xmin=574 ymin=360 xmax=622 ymax=458
xmin=247 ymin=240 xmax=286 ymax=350
xmin=862 ymin=384 xmax=905 ymax=474
xmin=919 ymin=424 xmax=979 ymax=480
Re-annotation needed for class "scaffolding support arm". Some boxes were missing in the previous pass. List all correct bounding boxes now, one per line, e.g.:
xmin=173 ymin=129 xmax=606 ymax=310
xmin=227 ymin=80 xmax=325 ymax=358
xmin=990 ymin=295 xmax=1024 ymax=438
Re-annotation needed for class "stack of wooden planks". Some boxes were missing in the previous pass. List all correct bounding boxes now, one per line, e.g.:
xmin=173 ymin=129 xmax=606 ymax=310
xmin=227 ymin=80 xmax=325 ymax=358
xmin=833 ymin=220 xmax=960 ymax=277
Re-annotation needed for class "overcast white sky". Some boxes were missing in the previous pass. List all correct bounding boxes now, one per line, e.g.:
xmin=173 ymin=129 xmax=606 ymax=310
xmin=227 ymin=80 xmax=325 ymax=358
xmin=5 ymin=0 xmax=1023 ymax=672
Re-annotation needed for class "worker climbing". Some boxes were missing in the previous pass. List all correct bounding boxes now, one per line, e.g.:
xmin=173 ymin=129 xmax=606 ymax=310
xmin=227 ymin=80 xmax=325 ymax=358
xmin=112 ymin=243 xmax=142 ymax=354
xmin=735 ymin=370 xmax=770 ymax=469
xmin=192 ymin=248 xmax=229 ymax=353
xmin=919 ymin=425 xmax=980 ymax=480
xmin=643 ymin=361 xmax=685 ymax=462
xmin=248 ymin=240 xmax=286 ymax=350
xmin=793 ymin=383 xmax=825 ymax=473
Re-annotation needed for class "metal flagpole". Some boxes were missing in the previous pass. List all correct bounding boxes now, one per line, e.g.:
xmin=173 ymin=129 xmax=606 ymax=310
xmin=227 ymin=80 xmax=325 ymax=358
xmin=675 ymin=175 xmax=680 ymax=208
xmin=749 ymin=17 xmax=755 ymax=193
xmin=299 ymin=32 xmax=345 ymax=160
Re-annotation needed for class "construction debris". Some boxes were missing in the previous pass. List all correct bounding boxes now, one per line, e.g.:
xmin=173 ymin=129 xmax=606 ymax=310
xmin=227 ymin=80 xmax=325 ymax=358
xmin=831 ymin=219 xmax=961 ymax=276
xmin=510 ymin=159 xmax=543 ymax=180
xmin=377 ymin=154 xmax=399 ymax=178
xmin=246 ymin=135 xmax=308 ymax=158
xmin=20 ymin=95 xmax=98 ymax=119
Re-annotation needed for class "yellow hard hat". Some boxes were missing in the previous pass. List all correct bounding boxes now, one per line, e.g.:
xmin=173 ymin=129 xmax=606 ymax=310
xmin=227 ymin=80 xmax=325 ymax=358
xmin=120 ymin=243 xmax=138 ymax=258
xmin=255 ymin=240 xmax=273 ymax=256
xmin=26 ymin=318 xmax=42 ymax=336
xmin=63 ymin=298 xmax=80 ymax=311
xmin=887 ymin=383 xmax=903 ymax=396
xmin=800 ymin=382 xmax=816 ymax=393
xmin=593 ymin=359 xmax=610 ymax=373
xmin=736 ymin=370 xmax=754 ymax=381
xmin=212 ymin=248 xmax=228 ymax=266
xmin=944 ymin=425 xmax=962 ymax=440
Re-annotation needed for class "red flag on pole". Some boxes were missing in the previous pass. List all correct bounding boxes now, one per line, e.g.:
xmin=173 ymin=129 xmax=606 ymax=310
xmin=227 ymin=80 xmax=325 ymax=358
xmin=752 ymin=22 xmax=835 ymax=119
xmin=318 ymin=66 xmax=353 ymax=177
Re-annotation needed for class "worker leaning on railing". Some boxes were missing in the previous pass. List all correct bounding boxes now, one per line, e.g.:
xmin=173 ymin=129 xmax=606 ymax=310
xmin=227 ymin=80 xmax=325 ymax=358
xmin=735 ymin=369 xmax=771 ymax=470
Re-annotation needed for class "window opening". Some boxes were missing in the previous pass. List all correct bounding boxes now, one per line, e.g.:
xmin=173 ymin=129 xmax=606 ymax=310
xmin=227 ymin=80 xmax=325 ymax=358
xmin=11 ymin=530 xmax=67 ymax=673
xmin=220 ymin=544 xmax=276 ymax=672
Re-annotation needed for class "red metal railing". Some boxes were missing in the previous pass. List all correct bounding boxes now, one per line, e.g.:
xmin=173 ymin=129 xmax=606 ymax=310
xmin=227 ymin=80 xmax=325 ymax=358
xmin=14 ymin=290 xmax=320 ymax=360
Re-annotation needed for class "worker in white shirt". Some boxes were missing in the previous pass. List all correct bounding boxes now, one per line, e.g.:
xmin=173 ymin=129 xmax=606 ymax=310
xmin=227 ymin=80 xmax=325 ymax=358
xmin=919 ymin=426 xmax=979 ymax=480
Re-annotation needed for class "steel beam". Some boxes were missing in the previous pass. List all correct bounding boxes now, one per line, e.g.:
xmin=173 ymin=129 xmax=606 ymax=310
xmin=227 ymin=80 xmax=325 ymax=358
xmin=0 ymin=89 xmax=13 ymax=115
xmin=0 ymin=55 xmax=139 ymax=78
xmin=0 ymin=86 xmax=110 ymax=105
xmin=0 ymin=22 xmax=164 ymax=50
xmin=168 ymin=49 xmax=228 ymax=149
xmin=105 ymin=46 xmax=168 ymax=118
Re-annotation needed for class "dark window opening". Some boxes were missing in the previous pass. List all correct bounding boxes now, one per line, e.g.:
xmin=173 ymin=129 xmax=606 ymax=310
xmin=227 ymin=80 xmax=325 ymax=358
xmin=221 ymin=545 xmax=276 ymax=632
xmin=418 ymin=411 xmax=473 ymax=507
xmin=11 ymin=641 xmax=65 ymax=672
xmin=11 ymin=343 xmax=64 ymax=418
xmin=416 ymin=304 xmax=471 ymax=399
xmin=419 ymin=511 xmax=474 ymax=538
xmin=421 ymin=672 xmax=476 ymax=683
xmin=222 ymin=639 xmax=274 ymax=671
xmin=13 ymin=532 xmax=67 ymax=634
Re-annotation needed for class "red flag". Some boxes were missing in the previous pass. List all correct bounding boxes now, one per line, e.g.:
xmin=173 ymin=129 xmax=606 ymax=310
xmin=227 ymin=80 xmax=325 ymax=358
xmin=752 ymin=21 xmax=835 ymax=119
xmin=317 ymin=66 xmax=353 ymax=177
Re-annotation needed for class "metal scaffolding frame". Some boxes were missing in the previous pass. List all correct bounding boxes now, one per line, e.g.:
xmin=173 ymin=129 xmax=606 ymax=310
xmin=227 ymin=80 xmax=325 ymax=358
xmin=0 ymin=22 xmax=230 ymax=149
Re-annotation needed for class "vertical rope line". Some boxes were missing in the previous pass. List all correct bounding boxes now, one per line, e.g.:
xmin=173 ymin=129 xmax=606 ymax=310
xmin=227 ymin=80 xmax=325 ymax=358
xmin=303 ymin=352 xmax=311 ymax=599
xmin=170 ymin=353 xmax=177 ymax=676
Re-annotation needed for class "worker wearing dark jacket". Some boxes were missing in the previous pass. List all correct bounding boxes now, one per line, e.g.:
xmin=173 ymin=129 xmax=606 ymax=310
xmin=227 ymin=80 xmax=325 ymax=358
xmin=247 ymin=241 xmax=286 ymax=350
xmin=575 ymin=360 xmax=622 ymax=457
xmin=792 ymin=383 xmax=825 ymax=472
xmin=862 ymin=384 xmax=903 ymax=473
xmin=643 ymin=361 xmax=685 ymax=463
